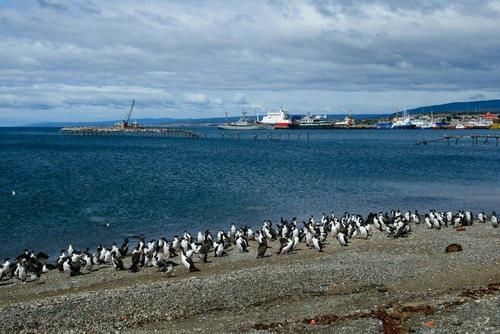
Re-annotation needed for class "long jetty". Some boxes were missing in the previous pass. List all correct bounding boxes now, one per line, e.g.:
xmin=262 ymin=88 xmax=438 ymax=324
xmin=416 ymin=134 xmax=499 ymax=146
xmin=60 ymin=126 xmax=200 ymax=139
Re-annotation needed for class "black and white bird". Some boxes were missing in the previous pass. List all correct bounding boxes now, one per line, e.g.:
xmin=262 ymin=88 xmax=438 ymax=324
xmin=181 ymin=249 xmax=199 ymax=273
xmin=236 ymin=235 xmax=249 ymax=253
xmin=0 ymin=258 xmax=12 ymax=280
xmin=411 ymin=210 xmax=420 ymax=224
xmin=213 ymin=241 xmax=225 ymax=257
xmin=14 ymin=259 xmax=28 ymax=282
xmin=464 ymin=211 xmax=473 ymax=225
xmin=111 ymin=252 xmax=124 ymax=270
xmin=62 ymin=258 xmax=80 ymax=276
xmin=82 ymin=252 xmax=94 ymax=272
xmin=256 ymin=235 xmax=269 ymax=258
xmin=155 ymin=259 xmax=177 ymax=276
xmin=68 ymin=244 xmax=75 ymax=256
xmin=311 ymin=235 xmax=323 ymax=252
xmin=161 ymin=263 xmax=173 ymax=277
xmin=119 ymin=239 xmax=129 ymax=257
xmin=277 ymin=238 xmax=293 ymax=255
xmin=355 ymin=226 xmax=369 ymax=239
xmin=337 ymin=232 xmax=348 ymax=247
xmin=491 ymin=211 xmax=498 ymax=228
xmin=128 ymin=248 xmax=141 ymax=273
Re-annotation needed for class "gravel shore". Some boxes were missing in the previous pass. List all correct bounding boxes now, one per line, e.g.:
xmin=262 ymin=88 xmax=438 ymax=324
xmin=0 ymin=223 xmax=498 ymax=333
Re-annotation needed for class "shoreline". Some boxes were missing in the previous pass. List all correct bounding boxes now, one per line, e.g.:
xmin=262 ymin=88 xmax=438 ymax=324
xmin=0 ymin=222 xmax=498 ymax=333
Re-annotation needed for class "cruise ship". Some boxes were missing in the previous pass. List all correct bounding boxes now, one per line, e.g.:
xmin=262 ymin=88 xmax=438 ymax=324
xmin=259 ymin=108 xmax=292 ymax=129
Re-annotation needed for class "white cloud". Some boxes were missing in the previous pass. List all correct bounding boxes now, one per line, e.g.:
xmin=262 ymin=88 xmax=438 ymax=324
xmin=232 ymin=93 xmax=248 ymax=105
xmin=212 ymin=98 xmax=223 ymax=105
xmin=183 ymin=93 xmax=208 ymax=105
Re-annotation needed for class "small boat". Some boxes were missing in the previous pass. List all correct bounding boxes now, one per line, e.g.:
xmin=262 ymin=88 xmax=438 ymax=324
xmin=259 ymin=108 xmax=292 ymax=129
xmin=376 ymin=121 xmax=393 ymax=129
xmin=334 ymin=115 xmax=355 ymax=128
xmin=465 ymin=119 xmax=493 ymax=129
xmin=217 ymin=112 xmax=266 ymax=130
xmin=431 ymin=122 xmax=448 ymax=129
xmin=412 ymin=119 xmax=433 ymax=129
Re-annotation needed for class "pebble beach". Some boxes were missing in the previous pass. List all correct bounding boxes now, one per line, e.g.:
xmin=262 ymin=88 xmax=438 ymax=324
xmin=0 ymin=222 xmax=498 ymax=333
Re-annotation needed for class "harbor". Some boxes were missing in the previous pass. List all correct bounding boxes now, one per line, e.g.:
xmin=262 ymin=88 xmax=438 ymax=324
xmin=219 ymin=108 xmax=500 ymax=131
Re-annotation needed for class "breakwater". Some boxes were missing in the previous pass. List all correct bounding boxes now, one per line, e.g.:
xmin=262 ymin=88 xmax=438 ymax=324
xmin=60 ymin=126 xmax=200 ymax=139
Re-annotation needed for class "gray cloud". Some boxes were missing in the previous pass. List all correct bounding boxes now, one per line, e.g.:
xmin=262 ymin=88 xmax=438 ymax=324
xmin=36 ymin=0 xmax=68 ymax=12
xmin=0 ymin=0 xmax=499 ymax=125
xmin=469 ymin=93 xmax=486 ymax=100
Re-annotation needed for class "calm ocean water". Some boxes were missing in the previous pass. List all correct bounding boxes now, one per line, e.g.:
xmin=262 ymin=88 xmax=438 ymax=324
xmin=1 ymin=127 xmax=499 ymax=258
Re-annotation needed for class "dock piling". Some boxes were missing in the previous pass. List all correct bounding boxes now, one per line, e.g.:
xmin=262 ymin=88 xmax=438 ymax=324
xmin=419 ymin=134 xmax=499 ymax=147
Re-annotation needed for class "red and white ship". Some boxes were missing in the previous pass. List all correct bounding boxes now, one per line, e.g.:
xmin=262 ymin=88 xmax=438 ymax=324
xmin=259 ymin=108 xmax=292 ymax=129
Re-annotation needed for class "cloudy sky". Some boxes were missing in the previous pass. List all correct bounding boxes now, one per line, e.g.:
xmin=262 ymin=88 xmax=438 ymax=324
xmin=1 ymin=0 xmax=499 ymax=125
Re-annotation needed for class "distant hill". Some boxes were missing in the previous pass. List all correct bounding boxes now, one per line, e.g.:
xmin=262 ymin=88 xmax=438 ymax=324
xmin=406 ymin=99 xmax=500 ymax=115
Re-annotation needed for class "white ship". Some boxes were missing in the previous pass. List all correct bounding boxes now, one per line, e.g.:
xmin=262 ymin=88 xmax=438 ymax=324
xmin=259 ymin=108 xmax=292 ymax=129
xmin=291 ymin=113 xmax=335 ymax=129
xmin=334 ymin=115 xmax=355 ymax=128
xmin=465 ymin=119 xmax=493 ymax=129
xmin=391 ymin=111 xmax=416 ymax=129
xmin=217 ymin=112 xmax=266 ymax=130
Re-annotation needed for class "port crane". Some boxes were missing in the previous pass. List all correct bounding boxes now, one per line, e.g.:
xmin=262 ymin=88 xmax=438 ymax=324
xmin=121 ymin=99 xmax=137 ymax=128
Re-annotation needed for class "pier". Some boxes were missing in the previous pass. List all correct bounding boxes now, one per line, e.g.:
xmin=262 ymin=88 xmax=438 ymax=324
xmin=60 ymin=126 xmax=200 ymax=139
xmin=416 ymin=134 xmax=499 ymax=146
xmin=219 ymin=131 xmax=310 ymax=142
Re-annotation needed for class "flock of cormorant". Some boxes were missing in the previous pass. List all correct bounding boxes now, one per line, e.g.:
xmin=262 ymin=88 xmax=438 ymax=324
xmin=1 ymin=209 xmax=497 ymax=283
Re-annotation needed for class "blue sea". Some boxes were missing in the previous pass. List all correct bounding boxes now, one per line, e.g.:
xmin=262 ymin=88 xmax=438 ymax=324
xmin=1 ymin=127 xmax=499 ymax=259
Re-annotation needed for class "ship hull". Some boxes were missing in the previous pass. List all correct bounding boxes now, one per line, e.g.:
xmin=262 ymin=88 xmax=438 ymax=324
xmin=217 ymin=124 xmax=267 ymax=130
xmin=289 ymin=123 xmax=336 ymax=129
xmin=391 ymin=124 xmax=417 ymax=129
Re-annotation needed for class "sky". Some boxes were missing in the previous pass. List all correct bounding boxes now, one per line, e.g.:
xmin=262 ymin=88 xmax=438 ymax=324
xmin=1 ymin=0 xmax=500 ymax=125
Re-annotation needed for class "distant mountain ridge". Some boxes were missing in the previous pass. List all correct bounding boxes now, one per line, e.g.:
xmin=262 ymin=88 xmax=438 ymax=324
xmin=406 ymin=99 xmax=500 ymax=115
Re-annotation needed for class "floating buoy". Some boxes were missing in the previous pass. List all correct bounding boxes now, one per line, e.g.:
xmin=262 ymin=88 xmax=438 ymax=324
xmin=11 ymin=190 xmax=16 ymax=196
